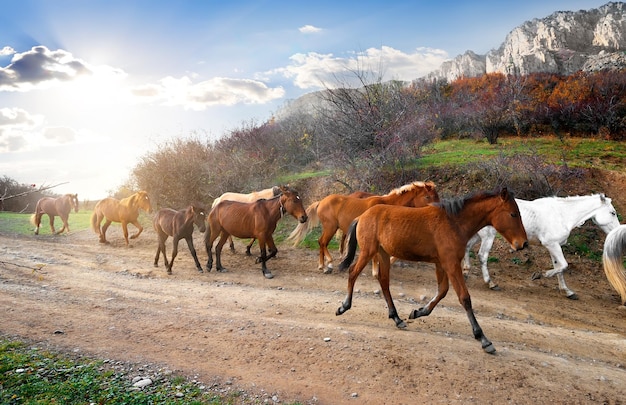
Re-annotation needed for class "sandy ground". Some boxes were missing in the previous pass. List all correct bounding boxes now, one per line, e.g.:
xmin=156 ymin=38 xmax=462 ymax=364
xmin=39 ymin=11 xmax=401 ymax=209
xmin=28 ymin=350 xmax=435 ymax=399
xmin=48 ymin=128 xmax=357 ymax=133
xmin=1 ymin=219 xmax=625 ymax=404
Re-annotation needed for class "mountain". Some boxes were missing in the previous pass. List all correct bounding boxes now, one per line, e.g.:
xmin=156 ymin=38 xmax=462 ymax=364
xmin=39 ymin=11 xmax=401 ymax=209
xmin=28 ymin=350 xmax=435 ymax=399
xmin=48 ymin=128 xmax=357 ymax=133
xmin=428 ymin=2 xmax=626 ymax=81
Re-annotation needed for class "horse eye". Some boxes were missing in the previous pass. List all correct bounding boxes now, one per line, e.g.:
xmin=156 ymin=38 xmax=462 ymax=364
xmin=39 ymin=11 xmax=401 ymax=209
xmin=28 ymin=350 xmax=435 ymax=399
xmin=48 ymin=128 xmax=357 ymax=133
xmin=511 ymin=212 xmax=518 ymax=218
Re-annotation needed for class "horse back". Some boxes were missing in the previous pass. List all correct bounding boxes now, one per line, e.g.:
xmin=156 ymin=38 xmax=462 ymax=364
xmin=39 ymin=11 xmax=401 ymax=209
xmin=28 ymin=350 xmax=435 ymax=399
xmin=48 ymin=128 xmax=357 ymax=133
xmin=154 ymin=208 xmax=179 ymax=236
xmin=318 ymin=194 xmax=382 ymax=232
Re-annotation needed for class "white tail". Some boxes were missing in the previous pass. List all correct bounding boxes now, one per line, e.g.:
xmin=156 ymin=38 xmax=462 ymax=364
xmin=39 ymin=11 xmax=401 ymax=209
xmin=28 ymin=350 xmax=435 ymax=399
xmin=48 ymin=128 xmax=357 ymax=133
xmin=286 ymin=201 xmax=320 ymax=246
xmin=602 ymin=224 xmax=626 ymax=305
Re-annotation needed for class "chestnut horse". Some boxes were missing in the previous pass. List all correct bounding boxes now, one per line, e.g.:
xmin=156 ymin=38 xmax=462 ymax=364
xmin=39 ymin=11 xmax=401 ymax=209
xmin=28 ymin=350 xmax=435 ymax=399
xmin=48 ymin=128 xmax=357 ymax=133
xmin=153 ymin=204 xmax=207 ymax=274
xmin=205 ymin=187 xmax=308 ymax=279
xmin=31 ymin=193 xmax=79 ymax=235
xmin=91 ymin=191 xmax=152 ymax=246
xmin=212 ymin=186 xmax=281 ymax=254
xmin=286 ymin=181 xmax=439 ymax=273
xmin=602 ymin=224 xmax=626 ymax=307
xmin=337 ymin=188 xmax=528 ymax=354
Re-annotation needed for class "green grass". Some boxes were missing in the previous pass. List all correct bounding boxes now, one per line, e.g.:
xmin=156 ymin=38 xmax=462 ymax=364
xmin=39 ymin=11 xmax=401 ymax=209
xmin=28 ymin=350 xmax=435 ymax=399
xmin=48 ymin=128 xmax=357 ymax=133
xmin=0 ymin=339 xmax=244 ymax=405
xmin=418 ymin=136 xmax=626 ymax=170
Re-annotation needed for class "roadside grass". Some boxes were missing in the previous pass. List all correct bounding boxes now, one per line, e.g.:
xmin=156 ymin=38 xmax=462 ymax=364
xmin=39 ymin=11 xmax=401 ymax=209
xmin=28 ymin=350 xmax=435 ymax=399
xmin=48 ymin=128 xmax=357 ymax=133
xmin=0 ymin=339 xmax=254 ymax=405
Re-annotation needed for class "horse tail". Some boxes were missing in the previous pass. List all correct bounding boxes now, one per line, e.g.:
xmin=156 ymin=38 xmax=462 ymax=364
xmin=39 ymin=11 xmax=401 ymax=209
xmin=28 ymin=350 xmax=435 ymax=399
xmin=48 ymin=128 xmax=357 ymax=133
xmin=338 ymin=219 xmax=359 ymax=272
xmin=286 ymin=201 xmax=320 ymax=246
xmin=602 ymin=225 xmax=626 ymax=305
xmin=90 ymin=208 xmax=100 ymax=233
xmin=30 ymin=199 xmax=43 ymax=226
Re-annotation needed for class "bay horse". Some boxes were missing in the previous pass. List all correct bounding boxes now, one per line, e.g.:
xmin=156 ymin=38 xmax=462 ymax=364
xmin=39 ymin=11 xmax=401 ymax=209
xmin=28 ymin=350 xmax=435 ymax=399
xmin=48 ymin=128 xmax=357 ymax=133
xmin=602 ymin=224 xmax=626 ymax=308
xmin=463 ymin=194 xmax=619 ymax=299
xmin=205 ymin=187 xmax=308 ymax=279
xmin=212 ymin=186 xmax=282 ymax=254
xmin=153 ymin=204 xmax=207 ymax=274
xmin=337 ymin=188 xmax=528 ymax=354
xmin=30 ymin=193 xmax=79 ymax=235
xmin=286 ymin=181 xmax=439 ymax=273
xmin=91 ymin=191 xmax=152 ymax=246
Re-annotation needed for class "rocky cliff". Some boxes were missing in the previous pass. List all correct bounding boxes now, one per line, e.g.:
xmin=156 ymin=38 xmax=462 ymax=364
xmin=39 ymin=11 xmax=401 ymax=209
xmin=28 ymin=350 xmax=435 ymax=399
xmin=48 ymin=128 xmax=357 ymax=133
xmin=428 ymin=2 xmax=626 ymax=81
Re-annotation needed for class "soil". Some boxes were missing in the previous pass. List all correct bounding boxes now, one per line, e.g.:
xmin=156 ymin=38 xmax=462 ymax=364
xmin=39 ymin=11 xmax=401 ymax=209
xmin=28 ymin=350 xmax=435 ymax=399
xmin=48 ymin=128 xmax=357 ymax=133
xmin=2 ymin=171 xmax=626 ymax=404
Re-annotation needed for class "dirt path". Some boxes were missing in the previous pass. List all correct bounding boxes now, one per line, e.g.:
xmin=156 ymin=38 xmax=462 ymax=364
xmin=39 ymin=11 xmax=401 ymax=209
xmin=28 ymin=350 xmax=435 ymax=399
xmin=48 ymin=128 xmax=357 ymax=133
xmin=1 ymin=224 xmax=625 ymax=404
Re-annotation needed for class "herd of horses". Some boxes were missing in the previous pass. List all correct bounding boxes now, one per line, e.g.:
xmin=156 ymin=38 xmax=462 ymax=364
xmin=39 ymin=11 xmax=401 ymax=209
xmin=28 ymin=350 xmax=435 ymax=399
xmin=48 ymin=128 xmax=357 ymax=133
xmin=29 ymin=181 xmax=626 ymax=353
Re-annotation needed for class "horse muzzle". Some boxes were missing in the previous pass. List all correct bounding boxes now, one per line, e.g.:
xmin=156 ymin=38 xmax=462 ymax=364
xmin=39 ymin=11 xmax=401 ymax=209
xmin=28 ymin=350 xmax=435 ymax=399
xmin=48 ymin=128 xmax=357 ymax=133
xmin=299 ymin=215 xmax=308 ymax=223
xmin=510 ymin=240 xmax=528 ymax=252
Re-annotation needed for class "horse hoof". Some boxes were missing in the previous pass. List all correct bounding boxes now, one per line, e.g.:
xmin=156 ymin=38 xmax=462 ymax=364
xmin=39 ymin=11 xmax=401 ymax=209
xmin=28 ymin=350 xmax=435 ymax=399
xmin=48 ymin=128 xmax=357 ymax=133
xmin=489 ymin=283 xmax=501 ymax=291
xmin=323 ymin=268 xmax=332 ymax=274
xmin=396 ymin=320 xmax=407 ymax=329
xmin=566 ymin=293 xmax=579 ymax=300
xmin=617 ymin=305 xmax=626 ymax=312
xmin=408 ymin=310 xmax=418 ymax=319
xmin=483 ymin=343 xmax=496 ymax=354
xmin=530 ymin=272 xmax=542 ymax=280
xmin=263 ymin=272 xmax=274 ymax=279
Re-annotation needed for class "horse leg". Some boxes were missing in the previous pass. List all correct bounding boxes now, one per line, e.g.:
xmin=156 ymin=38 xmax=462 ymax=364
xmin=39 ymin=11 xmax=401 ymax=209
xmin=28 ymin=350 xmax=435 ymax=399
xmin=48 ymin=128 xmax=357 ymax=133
xmin=336 ymin=248 xmax=372 ymax=316
xmin=57 ymin=215 xmax=69 ymax=234
xmin=376 ymin=250 xmax=406 ymax=328
xmin=228 ymin=235 xmax=236 ymax=252
xmin=48 ymin=215 xmax=56 ymax=234
xmin=462 ymin=233 xmax=480 ymax=276
xmin=449 ymin=263 xmax=495 ymax=354
xmin=477 ymin=229 xmax=499 ymax=290
xmin=121 ymin=221 xmax=130 ymax=246
xmin=215 ymin=232 xmax=229 ymax=272
xmin=533 ymin=243 xmax=577 ymax=299
xmin=185 ymin=236 xmax=203 ymax=273
xmin=409 ymin=263 xmax=449 ymax=318
xmin=168 ymin=236 xmax=181 ymax=274
xmin=318 ymin=226 xmax=337 ymax=273
xmin=100 ymin=220 xmax=112 ymax=243
xmin=245 ymin=238 xmax=256 ymax=256
xmin=154 ymin=233 xmax=165 ymax=267
xmin=129 ymin=221 xmax=143 ymax=239
xmin=255 ymin=237 xmax=274 ymax=279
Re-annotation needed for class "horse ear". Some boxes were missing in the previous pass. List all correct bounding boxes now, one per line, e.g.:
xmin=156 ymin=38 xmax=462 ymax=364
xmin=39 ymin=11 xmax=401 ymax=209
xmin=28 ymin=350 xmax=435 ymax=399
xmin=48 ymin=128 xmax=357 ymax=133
xmin=499 ymin=187 xmax=509 ymax=200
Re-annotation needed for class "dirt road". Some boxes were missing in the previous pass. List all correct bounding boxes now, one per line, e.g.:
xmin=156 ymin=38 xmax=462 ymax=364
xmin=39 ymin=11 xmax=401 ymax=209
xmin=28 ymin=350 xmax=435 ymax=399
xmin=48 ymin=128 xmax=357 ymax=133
xmin=1 ymin=222 xmax=625 ymax=404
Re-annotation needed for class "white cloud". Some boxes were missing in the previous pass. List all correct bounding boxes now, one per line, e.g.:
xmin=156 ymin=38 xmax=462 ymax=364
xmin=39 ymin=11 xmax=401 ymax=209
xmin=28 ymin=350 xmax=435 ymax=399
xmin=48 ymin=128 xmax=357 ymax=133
xmin=131 ymin=76 xmax=285 ymax=110
xmin=0 ymin=107 xmax=45 ymax=152
xmin=0 ymin=46 xmax=15 ymax=56
xmin=44 ymin=126 xmax=76 ymax=143
xmin=299 ymin=25 xmax=322 ymax=34
xmin=0 ymin=45 xmax=125 ymax=92
xmin=268 ymin=46 xmax=449 ymax=89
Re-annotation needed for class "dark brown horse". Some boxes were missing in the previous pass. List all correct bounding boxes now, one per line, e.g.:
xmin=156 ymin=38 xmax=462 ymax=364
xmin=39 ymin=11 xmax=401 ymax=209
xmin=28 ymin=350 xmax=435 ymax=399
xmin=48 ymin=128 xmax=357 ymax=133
xmin=286 ymin=181 xmax=439 ymax=273
xmin=91 ymin=191 xmax=152 ymax=246
xmin=337 ymin=188 xmax=528 ymax=353
xmin=31 ymin=193 xmax=79 ymax=235
xmin=153 ymin=204 xmax=207 ymax=274
xmin=205 ymin=187 xmax=308 ymax=279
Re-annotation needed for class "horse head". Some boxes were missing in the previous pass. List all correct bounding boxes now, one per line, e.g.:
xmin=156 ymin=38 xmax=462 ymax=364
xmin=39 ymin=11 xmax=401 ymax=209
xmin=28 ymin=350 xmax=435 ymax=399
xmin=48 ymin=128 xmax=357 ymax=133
xmin=192 ymin=204 xmax=207 ymax=233
xmin=70 ymin=194 xmax=79 ymax=212
xmin=397 ymin=181 xmax=440 ymax=207
xmin=134 ymin=191 xmax=153 ymax=213
xmin=280 ymin=189 xmax=308 ymax=223
xmin=592 ymin=194 xmax=620 ymax=234
xmin=490 ymin=188 xmax=528 ymax=252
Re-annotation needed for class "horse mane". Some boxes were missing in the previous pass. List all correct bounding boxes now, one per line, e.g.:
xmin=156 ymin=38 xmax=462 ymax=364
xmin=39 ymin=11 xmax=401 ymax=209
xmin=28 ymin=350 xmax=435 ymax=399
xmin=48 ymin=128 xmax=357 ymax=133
xmin=388 ymin=181 xmax=436 ymax=196
xmin=435 ymin=188 xmax=512 ymax=216
xmin=272 ymin=186 xmax=282 ymax=196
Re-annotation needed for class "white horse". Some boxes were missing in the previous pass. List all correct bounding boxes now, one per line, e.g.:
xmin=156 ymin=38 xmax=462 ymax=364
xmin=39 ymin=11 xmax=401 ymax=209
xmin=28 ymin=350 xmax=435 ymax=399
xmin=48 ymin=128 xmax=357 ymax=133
xmin=212 ymin=186 xmax=282 ymax=253
xmin=463 ymin=194 xmax=620 ymax=299
xmin=602 ymin=224 xmax=626 ymax=308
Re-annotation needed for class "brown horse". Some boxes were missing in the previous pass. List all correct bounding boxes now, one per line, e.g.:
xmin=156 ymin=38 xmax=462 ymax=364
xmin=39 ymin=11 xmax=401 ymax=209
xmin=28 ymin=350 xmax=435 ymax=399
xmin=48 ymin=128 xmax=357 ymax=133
xmin=91 ymin=191 xmax=152 ymax=246
xmin=337 ymin=188 xmax=528 ymax=354
xmin=153 ymin=204 xmax=207 ymax=274
xmin=286 ymin=181 xmax=439 ymax=273
xmin=30 ymin=193 xmax=79 ymax=235
xmin=212 ymin=186 xmax=282 ymax=254
xmin=205 ymin=187 xmax=308 ymax=279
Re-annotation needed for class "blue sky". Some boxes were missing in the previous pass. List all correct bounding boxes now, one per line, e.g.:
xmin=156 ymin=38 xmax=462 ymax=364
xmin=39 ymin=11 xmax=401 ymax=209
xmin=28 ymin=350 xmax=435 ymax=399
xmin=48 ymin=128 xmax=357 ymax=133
xmin=0 ymin=0 xmax=609 ymax=200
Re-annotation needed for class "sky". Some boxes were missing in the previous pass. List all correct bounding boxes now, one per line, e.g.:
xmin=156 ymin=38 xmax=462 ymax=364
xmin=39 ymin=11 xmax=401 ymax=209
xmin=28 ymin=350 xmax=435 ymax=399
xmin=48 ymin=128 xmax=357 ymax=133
xmin=0 ymin=0 xmax=610 ymax=200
